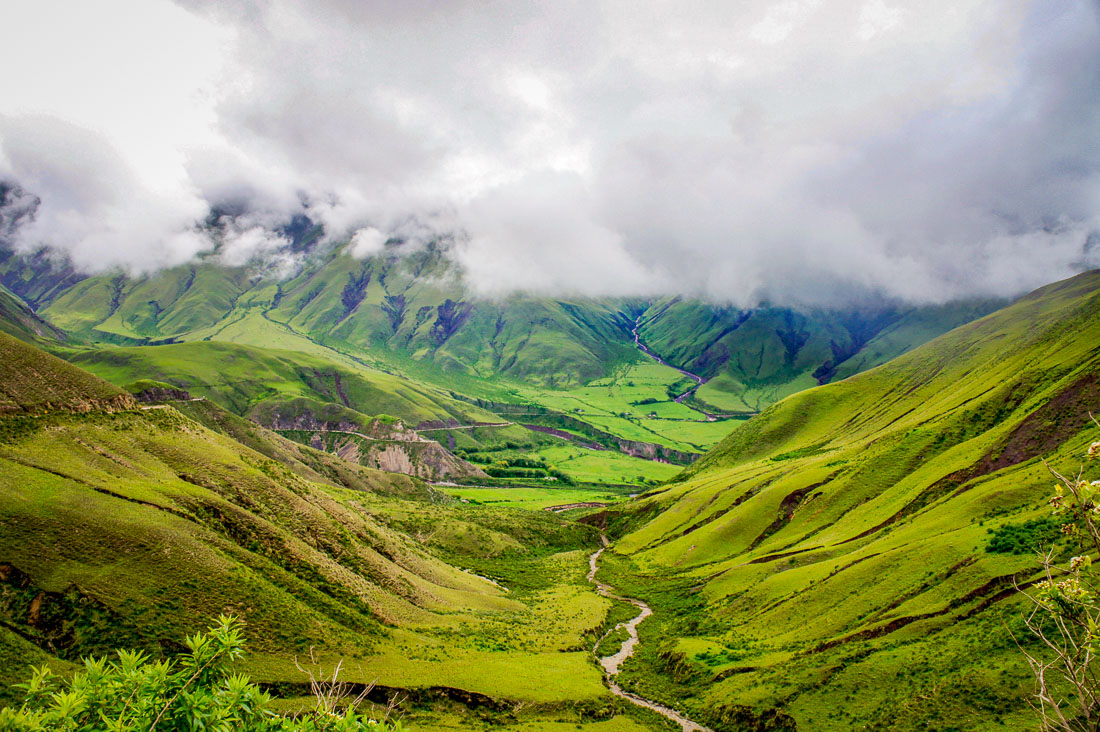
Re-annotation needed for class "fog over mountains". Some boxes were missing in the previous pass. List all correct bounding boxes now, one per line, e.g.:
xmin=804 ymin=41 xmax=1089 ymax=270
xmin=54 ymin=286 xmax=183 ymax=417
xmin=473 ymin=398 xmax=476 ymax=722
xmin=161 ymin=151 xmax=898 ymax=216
xmin=1 ymin=0 xmax=1099 ymax=306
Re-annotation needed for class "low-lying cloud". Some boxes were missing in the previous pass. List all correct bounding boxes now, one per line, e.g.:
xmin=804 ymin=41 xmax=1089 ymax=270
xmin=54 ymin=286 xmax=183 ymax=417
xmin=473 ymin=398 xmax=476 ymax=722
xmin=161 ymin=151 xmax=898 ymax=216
xmin=1 ymin=0 xmax=1098 ymax=307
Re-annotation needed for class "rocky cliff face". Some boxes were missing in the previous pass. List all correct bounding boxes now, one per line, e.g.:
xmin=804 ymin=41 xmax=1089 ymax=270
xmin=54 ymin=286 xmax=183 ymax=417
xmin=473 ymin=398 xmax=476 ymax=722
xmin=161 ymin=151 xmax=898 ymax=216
xmin=258 ymin=406 xmax=486 ymax=482
xmin=133 ymin=386 xmax=192 ymax=403
xmin=307 ymin=431 xmax=487 ymax=481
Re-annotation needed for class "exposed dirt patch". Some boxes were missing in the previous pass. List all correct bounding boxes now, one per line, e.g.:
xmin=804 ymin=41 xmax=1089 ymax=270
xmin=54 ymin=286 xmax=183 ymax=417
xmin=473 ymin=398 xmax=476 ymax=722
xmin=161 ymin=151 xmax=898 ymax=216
xmin=746 ymin=475 xmax=836 ymax=551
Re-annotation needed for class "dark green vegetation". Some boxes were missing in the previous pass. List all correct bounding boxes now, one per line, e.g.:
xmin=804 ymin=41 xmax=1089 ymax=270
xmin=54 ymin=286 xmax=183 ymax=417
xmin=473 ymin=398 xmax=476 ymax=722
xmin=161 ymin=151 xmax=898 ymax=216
xmin=594 ymin=270 xmax=1100 ymax=730
xmin=0 ymin=615 xmax=402 ymax=731
xmin=637 ymin=296 xmax=1002 ymax=414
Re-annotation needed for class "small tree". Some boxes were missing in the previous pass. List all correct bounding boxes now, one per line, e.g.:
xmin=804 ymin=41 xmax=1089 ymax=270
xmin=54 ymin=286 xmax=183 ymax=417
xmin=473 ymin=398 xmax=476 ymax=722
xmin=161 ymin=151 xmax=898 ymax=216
xmin=0 ymin=615 xmax=403 ymax=731
xmin=1018 ymin=418 xmax=1100 ymax=730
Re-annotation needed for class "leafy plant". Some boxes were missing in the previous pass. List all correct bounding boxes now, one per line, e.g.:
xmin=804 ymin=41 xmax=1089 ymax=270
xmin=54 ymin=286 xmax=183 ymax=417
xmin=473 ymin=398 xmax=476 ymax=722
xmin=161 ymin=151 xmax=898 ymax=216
xmin=1017 ymin=418 xmax=1100 ymax=730
xmin=0 ymin=616 xmax=403 ymax=731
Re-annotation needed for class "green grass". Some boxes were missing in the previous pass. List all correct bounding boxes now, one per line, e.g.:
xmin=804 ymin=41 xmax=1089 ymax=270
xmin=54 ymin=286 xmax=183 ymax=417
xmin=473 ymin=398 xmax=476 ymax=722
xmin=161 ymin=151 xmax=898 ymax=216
xmin=598 ymin=270 xmax=1100 ymax=730
xmin=534 ymin=445 xmax=683 ymax=485
xmin=441 ymin=485 xmax=630 ymax=510
xmin=65 ymin=340 xmax=503 ymax=429
xmin=0 ymin=330 xmax=132 ymax=414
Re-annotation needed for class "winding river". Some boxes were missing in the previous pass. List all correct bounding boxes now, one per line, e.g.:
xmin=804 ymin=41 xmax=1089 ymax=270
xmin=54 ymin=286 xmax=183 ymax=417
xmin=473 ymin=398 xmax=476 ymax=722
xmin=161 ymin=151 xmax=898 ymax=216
xmin=630 ymin=319 xmax=717 ymax=422
xmin=588 ymin=538 xmax=711 ymax=732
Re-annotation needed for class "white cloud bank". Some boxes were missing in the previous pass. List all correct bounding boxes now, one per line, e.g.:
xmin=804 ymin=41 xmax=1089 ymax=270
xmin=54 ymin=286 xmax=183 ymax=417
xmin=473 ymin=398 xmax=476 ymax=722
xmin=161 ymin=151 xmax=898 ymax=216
xmin=0 ymin=0 xmax=1098 ymax=306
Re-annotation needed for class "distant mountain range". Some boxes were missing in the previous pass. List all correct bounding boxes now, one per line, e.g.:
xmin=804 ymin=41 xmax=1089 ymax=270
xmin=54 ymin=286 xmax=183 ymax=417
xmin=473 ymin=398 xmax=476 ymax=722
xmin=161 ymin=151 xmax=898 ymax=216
xmin=0 ymin=230 xmax=1001 ymax=412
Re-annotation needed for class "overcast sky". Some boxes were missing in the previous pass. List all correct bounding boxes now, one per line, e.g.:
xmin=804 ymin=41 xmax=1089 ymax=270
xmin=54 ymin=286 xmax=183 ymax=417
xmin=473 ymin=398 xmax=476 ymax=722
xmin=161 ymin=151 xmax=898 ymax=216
xmin=0 ymin=0 xmax=1098 ymax=306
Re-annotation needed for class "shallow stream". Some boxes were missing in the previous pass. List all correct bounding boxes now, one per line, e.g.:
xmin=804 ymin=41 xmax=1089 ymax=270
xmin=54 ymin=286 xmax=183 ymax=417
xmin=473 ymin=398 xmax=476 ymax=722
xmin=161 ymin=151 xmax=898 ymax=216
xmin=587 ymin=539 xmax=711 ymax=732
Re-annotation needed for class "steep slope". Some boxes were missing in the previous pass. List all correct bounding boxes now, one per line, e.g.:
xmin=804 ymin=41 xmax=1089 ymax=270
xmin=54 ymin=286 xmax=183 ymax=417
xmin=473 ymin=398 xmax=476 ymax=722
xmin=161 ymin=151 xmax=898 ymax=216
xmin=0 ymin=286 xmax=67 ymax=345
xmin=635 ymin=296 xmax=1003 ymax=414
xmin=598 ymin=270 xmax=1100 ymax=730
xmin=0 ymin=335 xmax=660 ymax=729
xmin=0 ymin=331 xmax=133 ymax=414
xmin=267 ymin=241 xmax=643 ymax=387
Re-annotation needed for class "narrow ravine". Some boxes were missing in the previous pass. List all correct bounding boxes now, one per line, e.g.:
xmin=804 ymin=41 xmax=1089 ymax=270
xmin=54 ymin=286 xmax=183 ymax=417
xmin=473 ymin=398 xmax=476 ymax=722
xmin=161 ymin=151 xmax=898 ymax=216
xmin=588 ymin=538 xmax=711 ymax=732
xmin=630 ymin=319 xmax=717 ymax=422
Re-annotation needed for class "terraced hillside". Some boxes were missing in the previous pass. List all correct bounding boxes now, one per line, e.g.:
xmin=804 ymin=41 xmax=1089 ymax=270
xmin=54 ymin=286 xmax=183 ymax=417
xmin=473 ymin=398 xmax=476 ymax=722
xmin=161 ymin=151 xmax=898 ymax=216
xmin=0 ymin=331 xmax=664 ymax=730
xmin=596 ymin=270 xmax=1100 ymax=730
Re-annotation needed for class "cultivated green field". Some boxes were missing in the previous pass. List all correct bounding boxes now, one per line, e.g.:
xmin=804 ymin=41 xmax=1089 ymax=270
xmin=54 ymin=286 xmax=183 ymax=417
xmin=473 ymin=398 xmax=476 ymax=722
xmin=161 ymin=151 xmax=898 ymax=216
xmin=534 ymin=445 xmax=684 ymax=485
xmin=440 ymin=485 xmax=631 ymax=510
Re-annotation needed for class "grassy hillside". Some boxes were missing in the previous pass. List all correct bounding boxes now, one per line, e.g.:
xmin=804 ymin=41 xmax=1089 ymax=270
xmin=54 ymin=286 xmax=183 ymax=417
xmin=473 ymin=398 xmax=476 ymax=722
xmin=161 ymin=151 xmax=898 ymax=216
xmin=66 ymin=340 xmax=502 ymax=427
xmin=0 ymin=330 xmax=133 ymax=414
xmin=0 ymin=336 xmax=666 ymax=730
xmin=637 ymin=296 xmax=1002 ymax=414
xmin=597 ymin=270 xmax=1100 ymax=730
xmin=0 ymin=239 xmax=991 ymax=414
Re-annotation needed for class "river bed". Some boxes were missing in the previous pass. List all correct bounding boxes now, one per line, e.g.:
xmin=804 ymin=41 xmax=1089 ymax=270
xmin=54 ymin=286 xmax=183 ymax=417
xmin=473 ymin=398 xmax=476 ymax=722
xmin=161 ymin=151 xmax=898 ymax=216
xmin=587 ymin=540 xmax=711 ymax=732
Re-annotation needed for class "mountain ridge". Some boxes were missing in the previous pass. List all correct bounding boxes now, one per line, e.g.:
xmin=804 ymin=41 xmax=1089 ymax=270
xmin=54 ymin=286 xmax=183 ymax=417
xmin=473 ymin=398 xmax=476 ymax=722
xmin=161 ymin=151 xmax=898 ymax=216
xmin=0 ymin=238 xmax=1001 ymax=407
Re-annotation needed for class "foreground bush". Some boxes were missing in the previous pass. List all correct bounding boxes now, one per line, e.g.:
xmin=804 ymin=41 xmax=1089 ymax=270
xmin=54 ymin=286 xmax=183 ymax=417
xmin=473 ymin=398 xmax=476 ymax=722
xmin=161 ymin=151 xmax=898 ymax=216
xmin=0 ymin=615 xmax=402 ymax=731
xmin=1020 ymin=420 xmax=1100 ymax=730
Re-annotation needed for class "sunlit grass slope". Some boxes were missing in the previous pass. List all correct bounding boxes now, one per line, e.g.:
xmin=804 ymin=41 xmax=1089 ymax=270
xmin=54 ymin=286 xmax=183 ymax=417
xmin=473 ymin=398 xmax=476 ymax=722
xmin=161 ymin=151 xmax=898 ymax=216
xmin=66 ymin=340 xmax=502 ymax=427
xmin=0 ymin=336 xmax=666 ymax=729
xmin=600 ymin=270 xmax=1100 ymax=731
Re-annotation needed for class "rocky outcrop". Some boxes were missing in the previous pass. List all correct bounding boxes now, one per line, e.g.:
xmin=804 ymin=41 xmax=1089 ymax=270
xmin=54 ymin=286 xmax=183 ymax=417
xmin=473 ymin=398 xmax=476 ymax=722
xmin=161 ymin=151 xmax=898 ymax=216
xmin=262 ymin=409 xmax=363 ymax=435
xmin=133 ymin=386 xmax=191 ymax=403
xmin=258 ymin=405 xmax=486 ymax=482
xmin=614 ymin=438 xmax=698 ymax=465
xmin=307 ymin=431 xmax=486 ymax=481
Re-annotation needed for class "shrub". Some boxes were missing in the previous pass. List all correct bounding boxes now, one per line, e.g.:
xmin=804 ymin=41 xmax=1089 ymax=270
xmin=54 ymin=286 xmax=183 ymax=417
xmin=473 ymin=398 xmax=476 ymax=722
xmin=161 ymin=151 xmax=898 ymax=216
xmin=985 ymin=517 xmax=1064 ymax=554
xmin=1017 ymin=418 xmax=1100 ymax=730
xmin=0 ymin=615 xmax=403 ymax=731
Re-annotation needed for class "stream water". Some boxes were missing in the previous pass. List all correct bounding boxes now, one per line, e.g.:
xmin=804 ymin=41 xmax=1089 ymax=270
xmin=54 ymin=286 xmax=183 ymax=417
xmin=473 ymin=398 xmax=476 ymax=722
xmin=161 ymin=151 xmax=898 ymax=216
xmin=630 ymin=320 xmax=717 ymax=422
xmin=588 ymin=539 xmax=711 ymax=732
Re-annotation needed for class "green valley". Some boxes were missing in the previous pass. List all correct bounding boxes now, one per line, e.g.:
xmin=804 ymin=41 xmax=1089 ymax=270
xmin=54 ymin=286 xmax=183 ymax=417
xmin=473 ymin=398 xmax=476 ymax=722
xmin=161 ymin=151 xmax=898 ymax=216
xmin=0 ymin=238 xmax=1097 ymax=731
xmin=4 ymin=5 xmax=1097 ymax=729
